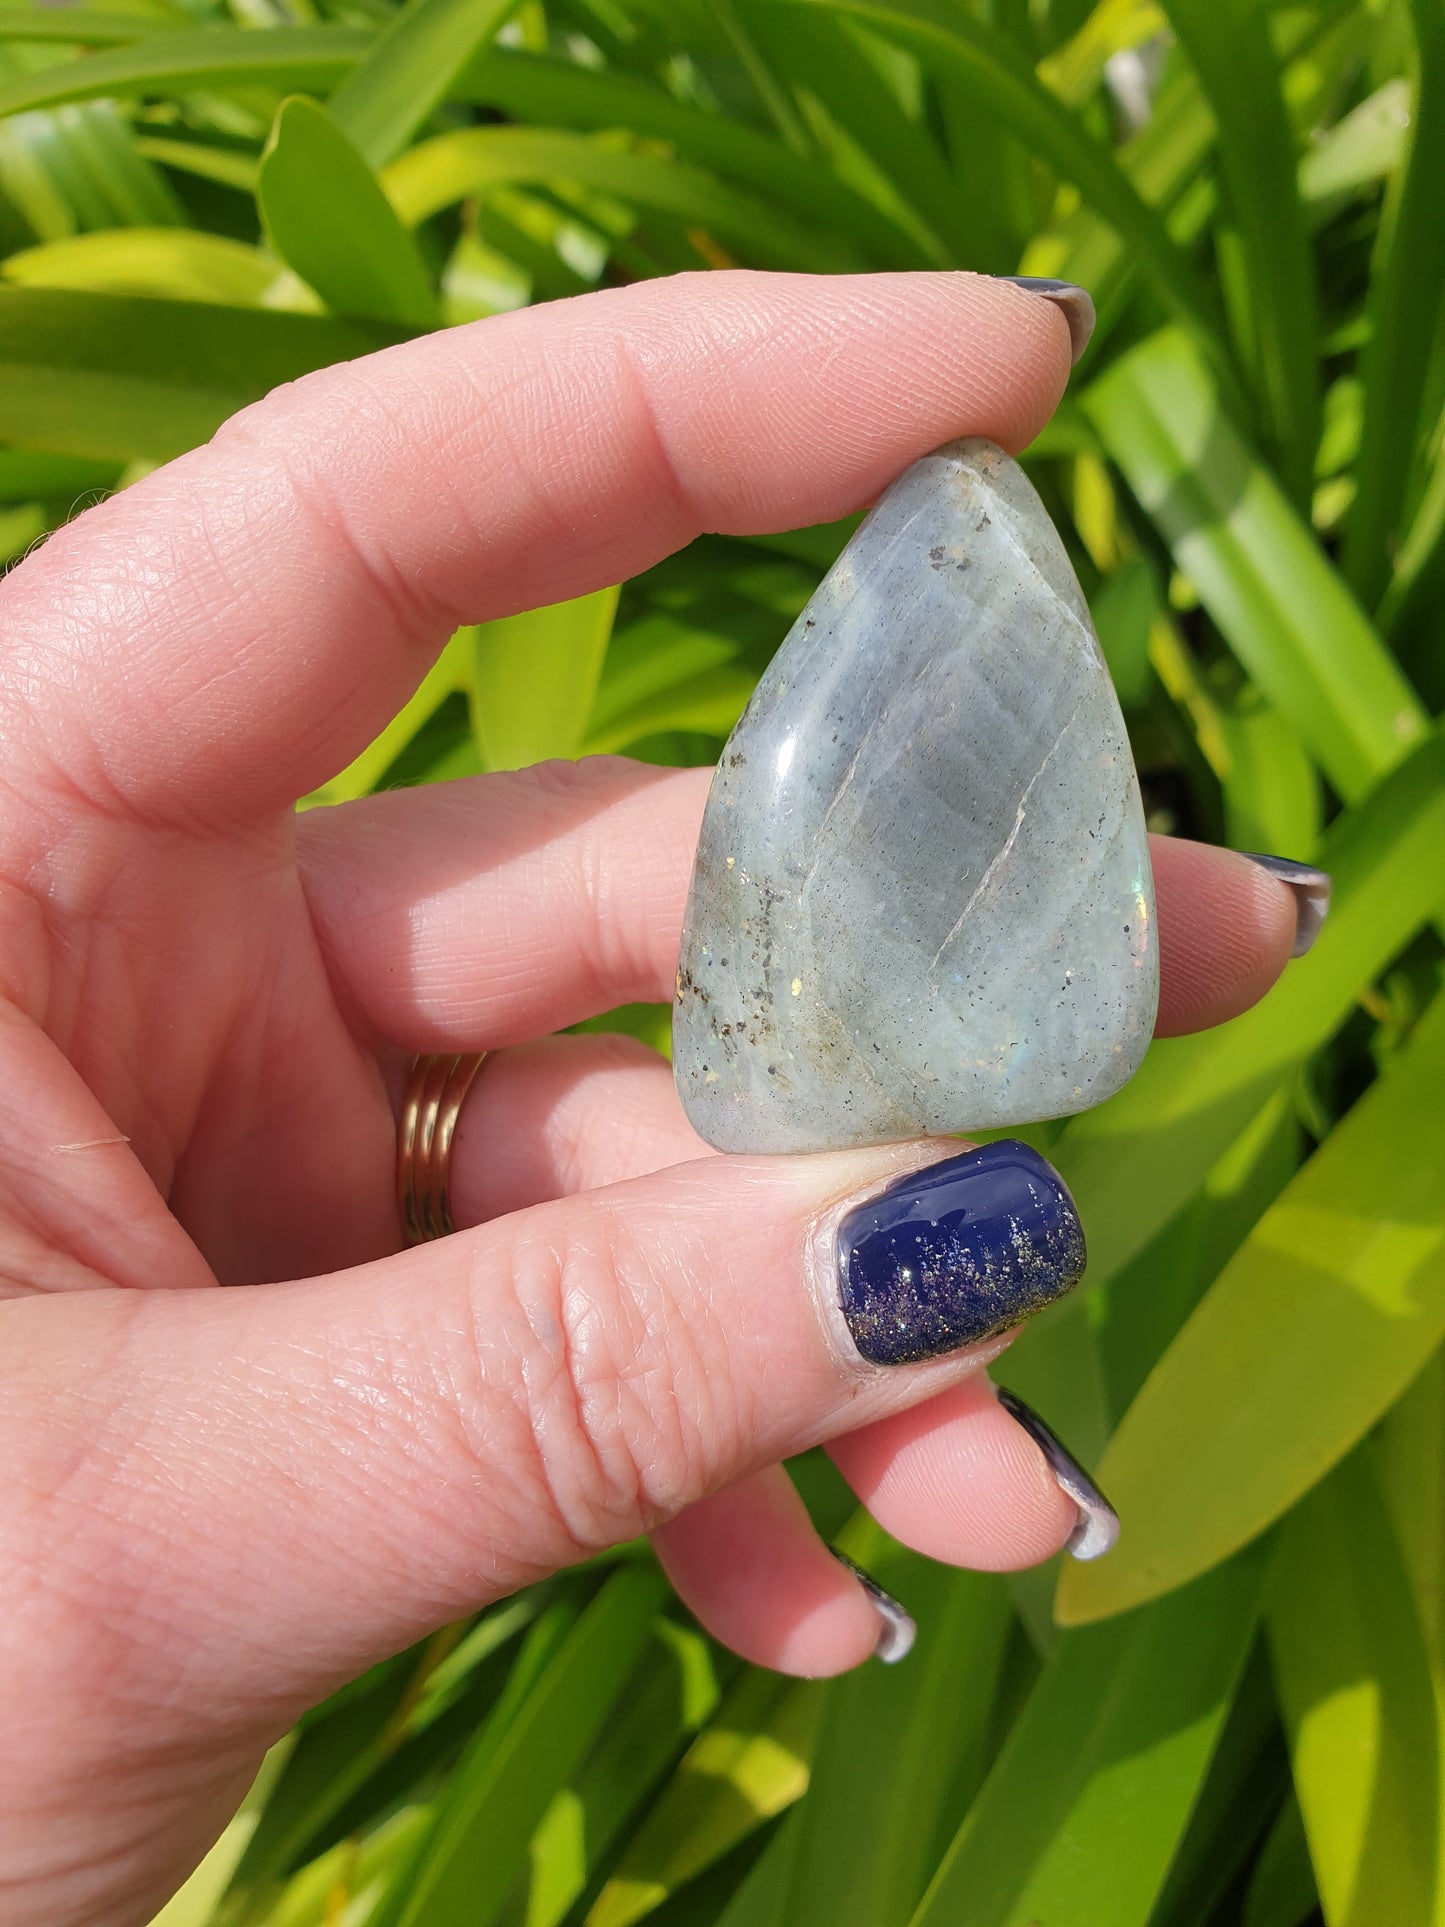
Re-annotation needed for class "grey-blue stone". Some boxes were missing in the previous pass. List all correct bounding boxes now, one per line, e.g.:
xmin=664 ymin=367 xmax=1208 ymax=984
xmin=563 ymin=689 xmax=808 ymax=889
xmin=672 ymin=438 xmax=1158 ymax=1154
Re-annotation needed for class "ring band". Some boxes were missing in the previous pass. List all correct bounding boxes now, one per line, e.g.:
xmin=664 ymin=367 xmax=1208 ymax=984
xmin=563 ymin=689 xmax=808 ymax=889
xmin=396 ymin=1052 xmax=488 ymax=1245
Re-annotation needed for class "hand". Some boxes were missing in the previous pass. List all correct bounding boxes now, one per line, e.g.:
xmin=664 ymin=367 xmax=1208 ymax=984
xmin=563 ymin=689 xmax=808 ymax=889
xmin=0 ymin=272 xmax=1304 ymax=1927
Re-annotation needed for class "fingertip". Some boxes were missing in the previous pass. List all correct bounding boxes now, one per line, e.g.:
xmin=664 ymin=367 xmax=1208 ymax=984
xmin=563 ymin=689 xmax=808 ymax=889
xmin=651 ymin=1470 xmax=884 ymax=1677
xmin=828 ymin=1378 xmax=1079 ymax=1572
xmin=1151 ymin=837 xmax=1305 ymax=1036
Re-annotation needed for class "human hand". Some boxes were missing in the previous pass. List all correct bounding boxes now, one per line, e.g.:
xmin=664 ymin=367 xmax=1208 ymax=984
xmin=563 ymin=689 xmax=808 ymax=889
xmin=0 ymin=272 xmax=1310 ymax=1926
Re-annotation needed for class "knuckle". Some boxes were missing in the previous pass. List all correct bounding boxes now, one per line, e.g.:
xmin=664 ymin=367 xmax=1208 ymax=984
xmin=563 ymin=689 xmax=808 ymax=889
xmin=492 ymin=1203 xmax=735 ymax=1555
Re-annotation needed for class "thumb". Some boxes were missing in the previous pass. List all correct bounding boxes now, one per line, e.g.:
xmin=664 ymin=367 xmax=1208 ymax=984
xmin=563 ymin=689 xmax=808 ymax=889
xmin=5 ymin=1137 xmax=1083 ymax=1726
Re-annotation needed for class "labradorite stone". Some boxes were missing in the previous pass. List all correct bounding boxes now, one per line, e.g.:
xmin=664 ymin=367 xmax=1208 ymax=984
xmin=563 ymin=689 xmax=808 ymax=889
xmin=672 ymin=437 xmax=1158 ymax=1155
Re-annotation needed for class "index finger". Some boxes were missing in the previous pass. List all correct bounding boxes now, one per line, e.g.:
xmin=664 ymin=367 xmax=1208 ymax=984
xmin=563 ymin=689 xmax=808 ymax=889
xmin=0 ymin=271 xmax=1072 ymax=824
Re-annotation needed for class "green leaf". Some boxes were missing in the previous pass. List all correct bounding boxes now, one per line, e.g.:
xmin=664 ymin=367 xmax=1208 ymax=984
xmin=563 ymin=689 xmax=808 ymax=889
xmin=134 ymin=135 xmax=260 ymax=195
xmin=0 ymin=446 xmax=117 ymax=500
xmin=780 ymin=1558 xmax=1010 ymax=1927
xmin=0 ymin=96 xmax=186 ymax=240
xmin=1373 ymin=1347 xmax=1445 ymax=1663
xmin=909 ymin=1553 xmax=1262 ymax=1927
xmin=454 ymin=48 xmax=928 ymax=268
xmin=782 ymin=0 xmax=1230 ymax=376
xmin=1053 ymin=726 xmax=1445 ymax=1302
xmin=328 ymin=0 xmax=519 ymax=172
xmin=508 ymin=1620 xmax=723 ymax=1927
xmin=371 ymin=1564 xmax=668 ymax=1927
xmin=1341 ymin=0 xmax=1445 ymax=608
xmin=586 ymin=1668 xmax=823 ymax=1927
xmin=0 ymin=284 xmax=403 ymax=463
xmin=1084 ymin=325 xmax=1428 ymax=800
xmin=1056 ymin=986 xmax=1445 ymax=1627
xmin=3 ymin=227 xmax=277 ymax=305
xmin=1298 ymin=78 xmax=1411 ymax=211
xmin=258 ymin=96 xmax=437 ymax=327
xmin=0 ymin=25 xmax=371 ymax=119
xmin=383 ymin=126 xmax=862 ymax=274
xmin=0 ymin=6 xmax=163 ymax=44
xmin=1162 ymin=0 xmax=1320 ymax=502
xmin=741 ymin=4 xmax=962 ymax=266
xmin=471 ymin=585 xmax=619 ymax=772
xmin=1268 ymin=1449 xmax=1445 ymax=1925
xmin=1241 ymin=1794 xmax=1318 ymax=1927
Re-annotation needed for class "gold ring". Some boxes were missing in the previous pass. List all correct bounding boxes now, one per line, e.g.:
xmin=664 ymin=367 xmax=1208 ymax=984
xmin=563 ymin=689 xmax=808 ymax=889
xmin=396 ymin=1052 xmax=488 ymax=1245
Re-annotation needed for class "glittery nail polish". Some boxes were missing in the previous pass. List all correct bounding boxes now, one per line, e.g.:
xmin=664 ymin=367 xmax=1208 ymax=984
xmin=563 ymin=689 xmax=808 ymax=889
xmin=836 ymin=1141 xmax=1087 ymax=1367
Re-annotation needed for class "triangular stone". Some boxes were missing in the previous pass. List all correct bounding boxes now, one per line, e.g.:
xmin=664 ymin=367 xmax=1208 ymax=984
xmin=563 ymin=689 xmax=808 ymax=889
xmin=673 ymin=438 xmax=1158 ymax=1154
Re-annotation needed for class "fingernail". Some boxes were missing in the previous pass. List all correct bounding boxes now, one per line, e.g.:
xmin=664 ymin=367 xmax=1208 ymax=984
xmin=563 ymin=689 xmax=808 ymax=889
xmin=995 ymin=1386 xmax=1119 ymax=1561
xmin=837 ymin=1140 xmax=1087 ymax=1367
xmin=830 ymin=1548 xmax=916 ymax=1663
xmin=993 ymin=276 xmax=1096 ymax=363
xmin=1238 ymin=852 xmax=1333 ymax=958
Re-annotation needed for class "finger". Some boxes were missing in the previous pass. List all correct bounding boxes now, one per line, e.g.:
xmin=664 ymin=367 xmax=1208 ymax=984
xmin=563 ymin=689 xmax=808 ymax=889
xmin=3 ymin=1138 xmax=1082 ymax=1761
xmin=302 ymin=746 xmax=1312 ymax=1048
xmin=652 ymin=1467 xmax=886 ymax=1676
xmin=297 ymin=758 xmax=709 ymax=1050
xmin=1 ymin=272 xmax=1074 ymax=822
xmin=445 ymin=1031 xmax=707 ymax=1225
xmin=1150 ymin=839 xmax=1301 ymax=1035
xmin=827 ymin=1379 xmax=1079 ymax=1569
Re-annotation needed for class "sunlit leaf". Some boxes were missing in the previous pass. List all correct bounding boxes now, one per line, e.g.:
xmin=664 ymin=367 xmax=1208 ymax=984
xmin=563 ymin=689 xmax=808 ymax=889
xmin=328 ymin=0 xmax=519 ymax=171
xmin=472 ymin=585 xmax=619 ymax=771
xmin=911 ymin=1553 xmax=1262 ymax=1927
xmin=0 ymin=284 xmax=403 ymax=462
xmin=3 ymin=227 xmax=275 ymax=304
xmin=1057 ymin=986 xmax=1445 ymax=1626
xmin=1085 ymin=325 xmax=1427 ymax=799
xmin=371 ymin=1565 xmax=668 ymax=1927
xmin=259 ymin=95 xmax=438 ymax=326
xmin=0 ymin=25 xmax=370 ymax=119
xmin=383 ymin=125 xmax=861 ymax=272
xmin=1269 ymin=1449 xmax=1445 ymax=1925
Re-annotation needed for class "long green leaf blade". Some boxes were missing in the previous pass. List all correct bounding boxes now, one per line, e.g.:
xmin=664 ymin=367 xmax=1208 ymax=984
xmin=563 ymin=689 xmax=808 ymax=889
xmin=1085 ymin=326 xmax=1427 ymax=799
xmin=1268 ymin=1449 xmax=1445 ymax=1925
xmin=1341 ymin=0 xmax=1445 ymax=608
xmin=371 ymin=1565 xmax=667 ymax=1927
xmin=1162 ymin=0 xmax=1319 ymax=502
xmin=328 ymin=0 xmax=518 ymax=172
xmin=1057 ymin=986 xmax=1445 ymax=1626
xmin=0 ymin=284 xmax=403 ymax=462
xmin=384 ymin=126 xmax=860 ymax=273
xmin=0 ymin=26 xmax=371 ymax=119
xmin=910 ymin=1554 xmax=1262 ymax=1927
xmin=259 ymin=96 xmax=438 ymax=327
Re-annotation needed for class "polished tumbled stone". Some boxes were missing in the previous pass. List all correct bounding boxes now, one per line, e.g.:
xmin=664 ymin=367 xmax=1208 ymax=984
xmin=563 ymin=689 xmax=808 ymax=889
xmin=672 ymin=437 xmax=1158 ymax=1155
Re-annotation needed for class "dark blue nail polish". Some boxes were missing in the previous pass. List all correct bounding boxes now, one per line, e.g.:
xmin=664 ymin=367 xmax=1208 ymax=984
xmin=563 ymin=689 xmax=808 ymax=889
xmin=994 ymin=1387 xmax=1119 ymax=1561
xmin=837 ymin=1141 xmax=1086 ymax=1366
xmin=992 ymin=276 xmax=1096 ymax=362
xmin=1237 ymin=852 xmax=1333 ymax=958
xmin=830 ymin=1548 xmax=917 ymax=1662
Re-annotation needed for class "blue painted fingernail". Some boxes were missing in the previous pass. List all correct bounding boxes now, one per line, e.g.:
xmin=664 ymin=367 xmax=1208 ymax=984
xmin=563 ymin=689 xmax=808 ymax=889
xmin=992 ymin=276 xmax=1096 ymax=363
xmin=994 ymin=1386 xmax=1119 ymax=1561
xmin=837 ymin=1141 xmax=1087 ymax=1366
xmin=829 ymin=1548 xmax=917 ymax=1662
xmin=1238 ymin=852 xmax=1333 ymax=958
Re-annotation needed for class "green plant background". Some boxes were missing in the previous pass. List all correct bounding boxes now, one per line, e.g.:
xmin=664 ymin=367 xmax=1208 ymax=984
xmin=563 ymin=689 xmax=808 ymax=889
xmin=2 ymin=0 xmax=1443 ymax=1920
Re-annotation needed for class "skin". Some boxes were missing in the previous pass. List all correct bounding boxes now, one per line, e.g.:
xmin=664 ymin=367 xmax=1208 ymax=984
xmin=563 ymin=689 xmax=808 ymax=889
xmin=0 ymin=271 xmax=1299 ymax=1927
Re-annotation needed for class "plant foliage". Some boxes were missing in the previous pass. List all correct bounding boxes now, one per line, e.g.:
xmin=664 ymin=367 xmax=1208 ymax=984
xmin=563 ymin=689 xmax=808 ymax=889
xmin=1 ymin=0 xmax=1441 ymax=1920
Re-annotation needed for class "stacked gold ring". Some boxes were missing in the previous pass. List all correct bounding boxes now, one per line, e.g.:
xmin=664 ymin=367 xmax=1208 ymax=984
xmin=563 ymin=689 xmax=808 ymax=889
xmin=396 ymin=1052 xmax=488 ymax=1245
